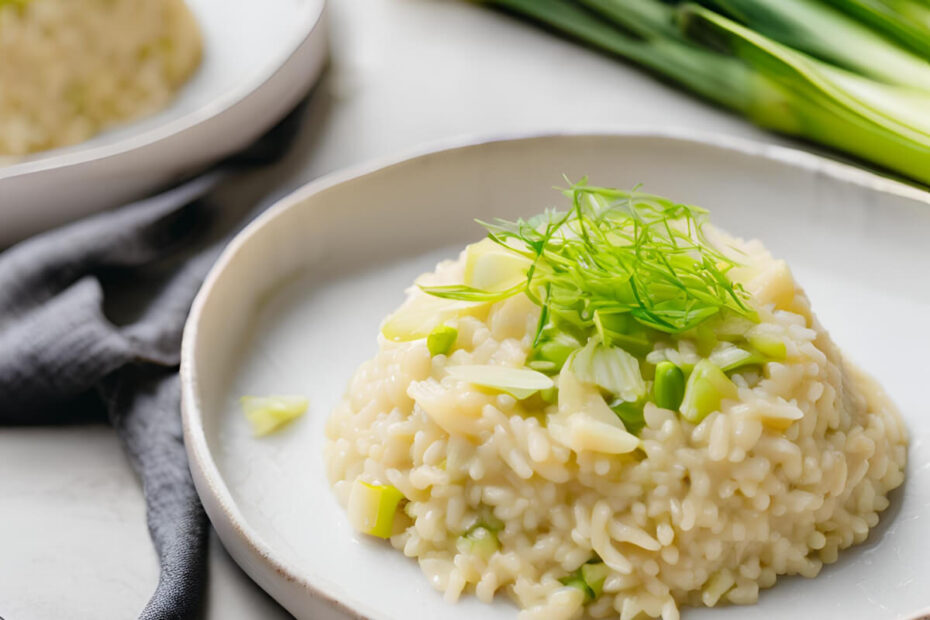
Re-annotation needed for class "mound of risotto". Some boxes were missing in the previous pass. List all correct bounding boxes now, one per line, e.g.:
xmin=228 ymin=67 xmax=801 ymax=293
xmin=325 ymin=182 xmax=907 ymax=619
xmin=0 ymin=0 xmax=202 ymax=156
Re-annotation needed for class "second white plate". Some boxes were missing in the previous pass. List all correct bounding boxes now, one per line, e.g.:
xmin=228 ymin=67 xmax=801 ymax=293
xmin=182 ymin=132 xmax=930 ymax=619
xmin=0 ymin=0 xmax=328 ymax=246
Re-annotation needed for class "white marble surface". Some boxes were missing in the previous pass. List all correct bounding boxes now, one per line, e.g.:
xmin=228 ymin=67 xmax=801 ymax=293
xmin=0 ymin=0 xmax=812 ymax=618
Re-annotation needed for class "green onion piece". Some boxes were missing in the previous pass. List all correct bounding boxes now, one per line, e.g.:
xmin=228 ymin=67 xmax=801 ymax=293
xmin=446 ymin=364 xmax=555 ymax=400
xmin=456 ymin=525 xmax=501 ymax=560
xmin=610 ymin=398 xmax=646 ymax=436
xmin=694 ymin=323 xmax=718 ymax=357
xmin=427 ymin=325 xmax=458 ymax=356
xmin=708 ymin=346 xmax=765 ymax=372
xmin=747 ymin=333 xmax=787 ymax=360
xmin=653 ymin=361 xmax=686 ymax=410
xmin=528 ymin=330 xmax=584 ymax=374
xmin=572 ymin=338 xmax=646 ymax=404
xmin=594 ymin=310 xmax=654 ymax=357
xmin=464 ymin=237 xmax=533 ymax=291
xmin=347 ymin=480 xmax=405 ymax=539
xmin=240 ymin=395 xmax=308 ymax=436
xmin=539 ymin=386 xmax=558 ymax=403
xmin=581 ymin=562 xmax=610 ymax=598
xmin=559 ymin=572 xmax=595 ymax=602
xmin=381 ymin=294 xmax=485 ymax=342
xmin=680 ymin=360 xmax=738 ymax=423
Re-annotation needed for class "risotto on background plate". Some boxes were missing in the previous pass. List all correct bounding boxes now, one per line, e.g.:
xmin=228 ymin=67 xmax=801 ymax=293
xmin=0 ymin=0 xmax=201 ymax=156
xmin=323 ymin=181 xmax=907 ymax=620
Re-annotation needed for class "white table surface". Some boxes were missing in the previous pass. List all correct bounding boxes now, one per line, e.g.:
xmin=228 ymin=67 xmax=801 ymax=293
xmin=0 ymin=0 xmax=805 ymax=618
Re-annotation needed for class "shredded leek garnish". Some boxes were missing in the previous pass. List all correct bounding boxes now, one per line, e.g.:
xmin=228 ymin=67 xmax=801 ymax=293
xmin=422 ymin=181 xmax=756 ymax=348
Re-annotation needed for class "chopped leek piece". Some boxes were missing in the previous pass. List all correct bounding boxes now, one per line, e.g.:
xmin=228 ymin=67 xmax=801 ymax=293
xmin=708 ymin=346 xmax=765 ymax=372
xmin=481 ymin=510 xmax=505 ymax=532
xmin=347 ymin=480 xmax=405 ymax=539
xmin=680 ymin=360 xmax=738 ymax=423
xmin=381 ymin=294 xmax=485 ymax=342
xmin=593 ymin=310 xmax=653 ymax=357
xmin=427 ymin=325 xmax=458 ymax=356
xmin=240 ymin=395 xmax=308 ymax=436
xmin=581 ymin=562 xmax=610 ymax=598
xmin=572 ymin=339 xmax=646 ymax=404
xmin=464 ymin=238 xmax=532 ymax=291
xmin=565 ymin=414 xmax=641 ymax=454
xmin=539 ymin=386 xmax=558 ymax=403
xmin=558 ymin=363 xmax=630 ymax=427
xmin=653 ymin=361 xmax=685 ymax=411
xmin=457 ymin=525 xmax=501 ymax=560
xmin=610 ymin=398 xmax=646 ymax=436
xmin=528 ymin=330 xmax=584 ymax=374
xmin=559 ymin=573 xmax=595 ymax=602
xmin=560 ymin=561 xmax=609 ymax=602
xmin=446 ymin=364 xmax=554 ymax=400
xmin=747 ymin=332 xmax=787 ymax=360
xmin=552 ymin=359 xmax=642 ymax=452
xmin=694 ymin=323 xmax=718 ymax=357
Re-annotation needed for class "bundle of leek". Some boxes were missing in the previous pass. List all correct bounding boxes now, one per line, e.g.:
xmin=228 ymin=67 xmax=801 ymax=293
xmin=477 ymin=0 xmax=930 ymax=186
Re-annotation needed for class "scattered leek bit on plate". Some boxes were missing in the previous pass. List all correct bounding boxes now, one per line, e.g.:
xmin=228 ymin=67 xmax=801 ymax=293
xmin=347 ymin=480 xmax=405 ymax=539
xmin=456 ymin=524 xmax=501 ymax=560
xmin=240 ymin=395 xmax=308 ymax=436
xmin=680 ymin=360 xmax=739 ymax=423
xmin=427 ymin=325 xmax=458 ymax=356
xmin=476 ymin=0 xmax=930 ymax=186
xmin=446 ymin=364 xmax=555 ymax=400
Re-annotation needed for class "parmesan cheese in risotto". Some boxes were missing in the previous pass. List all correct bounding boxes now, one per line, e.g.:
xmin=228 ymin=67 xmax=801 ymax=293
xmin=324 ymin=184 xmax=907 ymax=619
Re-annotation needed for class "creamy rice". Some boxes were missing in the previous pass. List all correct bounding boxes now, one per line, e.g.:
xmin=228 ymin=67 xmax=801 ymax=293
xmin=0 ymin=0 xmax=201 ymax=156
xmin=325 ymin=228 xmax=907 ymax=619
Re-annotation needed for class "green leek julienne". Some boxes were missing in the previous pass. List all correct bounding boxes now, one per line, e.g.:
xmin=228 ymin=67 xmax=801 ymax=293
xmin=422 ymin=181 xmax=758 ymax=355
xmin=479 ymin=0 xmax=930 ymax=186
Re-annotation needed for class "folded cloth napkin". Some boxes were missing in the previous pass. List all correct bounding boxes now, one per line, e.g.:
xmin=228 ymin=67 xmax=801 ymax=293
xmin=0 ymin=101 xmax=308 ymax=619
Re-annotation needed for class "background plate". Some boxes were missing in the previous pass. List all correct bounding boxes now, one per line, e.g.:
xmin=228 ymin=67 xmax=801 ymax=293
xmin=182 ymin=132 xmax=930 ymax=620
xmin=0 ymin=0 xmax=328 ymax=246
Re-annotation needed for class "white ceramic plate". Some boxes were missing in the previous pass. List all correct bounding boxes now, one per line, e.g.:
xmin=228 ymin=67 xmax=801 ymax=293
xmin=181 ymin=132 xmax=930 ymax=620
xmin=0 ymin=0 xmax=328 ymax=246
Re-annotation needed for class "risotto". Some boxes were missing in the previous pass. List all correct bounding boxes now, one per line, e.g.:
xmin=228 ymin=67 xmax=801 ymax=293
xmin=324 ymin=183 xmax=907 ymax=619
xmin=0 ymin=0 xmax=202 ymax=156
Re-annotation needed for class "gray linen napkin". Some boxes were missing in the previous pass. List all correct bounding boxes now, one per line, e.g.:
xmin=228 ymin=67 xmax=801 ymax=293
xmin=0 ymin=102 xmax=307 ymax=618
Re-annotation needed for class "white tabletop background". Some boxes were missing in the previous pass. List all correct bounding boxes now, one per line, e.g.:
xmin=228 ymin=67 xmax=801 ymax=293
xmin=0 ymin=0 xmax=804 ymax=617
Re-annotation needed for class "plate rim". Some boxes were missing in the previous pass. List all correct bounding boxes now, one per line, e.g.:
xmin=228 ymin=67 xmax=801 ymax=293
xmin=180 ymin=128 xmax=930 ymax=619
xmin=0 ymin=0 xmax=327 ymax=181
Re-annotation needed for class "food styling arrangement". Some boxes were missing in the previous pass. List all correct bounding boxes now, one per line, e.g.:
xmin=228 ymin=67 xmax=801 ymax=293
xmin=1 ymin=1 xmax=927 ymax=620
xmin=323 ymin=183 xmax=906 ymax=619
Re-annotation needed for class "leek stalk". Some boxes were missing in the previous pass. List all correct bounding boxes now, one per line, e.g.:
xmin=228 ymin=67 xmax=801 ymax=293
xmin=479 ymin=0 xmax=930 ymax=186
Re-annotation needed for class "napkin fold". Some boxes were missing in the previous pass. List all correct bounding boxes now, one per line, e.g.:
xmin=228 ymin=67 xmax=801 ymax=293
xmin=0 ymin=101 xmax=308 ymax=618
